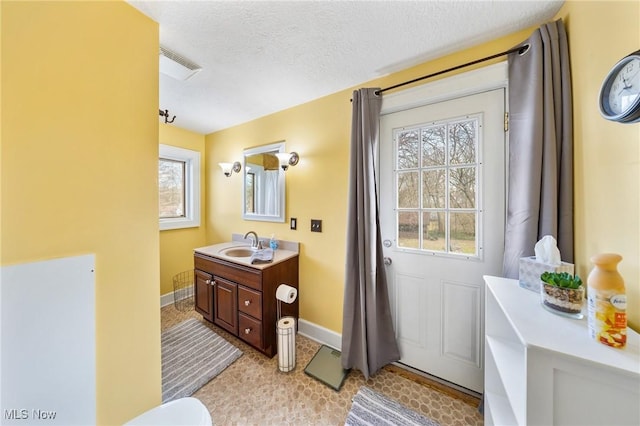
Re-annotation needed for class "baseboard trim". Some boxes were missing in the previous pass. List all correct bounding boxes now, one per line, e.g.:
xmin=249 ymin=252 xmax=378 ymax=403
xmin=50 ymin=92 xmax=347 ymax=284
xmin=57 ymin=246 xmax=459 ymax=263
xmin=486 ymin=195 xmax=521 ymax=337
xmin=297 ymin=318 xmax=342 ymax=351
xmin=160 ymin=291 xmax=176 ymax=308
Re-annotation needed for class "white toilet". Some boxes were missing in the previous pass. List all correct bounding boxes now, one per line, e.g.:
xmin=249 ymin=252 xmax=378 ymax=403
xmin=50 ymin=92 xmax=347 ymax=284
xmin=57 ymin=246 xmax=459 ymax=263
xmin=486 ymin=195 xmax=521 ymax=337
xmin=124 ymin=397 xmax=212 ymax=426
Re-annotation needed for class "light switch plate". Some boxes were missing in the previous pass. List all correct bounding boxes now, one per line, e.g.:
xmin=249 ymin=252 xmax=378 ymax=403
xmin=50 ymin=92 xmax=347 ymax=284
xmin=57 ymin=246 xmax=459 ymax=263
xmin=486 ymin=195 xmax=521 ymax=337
xmin=311 ymin=219 xmax=322 ymax=233
xmin=290 ymin=217 xmax=297 ymax=230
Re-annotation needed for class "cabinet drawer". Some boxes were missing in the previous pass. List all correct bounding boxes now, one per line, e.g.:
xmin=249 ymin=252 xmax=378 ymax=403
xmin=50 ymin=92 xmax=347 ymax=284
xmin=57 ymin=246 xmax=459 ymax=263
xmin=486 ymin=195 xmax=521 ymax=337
xmin=194 ymin=253 xmax=262 ymax=290
xmin=238 ymin=286 xmax=262 ymax=320
xmin=239 ymin=313 xmax=263 ymax=349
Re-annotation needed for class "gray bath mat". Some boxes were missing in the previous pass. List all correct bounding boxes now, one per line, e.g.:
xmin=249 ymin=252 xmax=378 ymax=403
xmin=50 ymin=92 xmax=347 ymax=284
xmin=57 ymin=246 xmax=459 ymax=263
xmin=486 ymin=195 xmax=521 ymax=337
xmin=162 ymin=318 xmax=242 ymax=402
xmin=345 ymin=386 xmax=440 ymax=425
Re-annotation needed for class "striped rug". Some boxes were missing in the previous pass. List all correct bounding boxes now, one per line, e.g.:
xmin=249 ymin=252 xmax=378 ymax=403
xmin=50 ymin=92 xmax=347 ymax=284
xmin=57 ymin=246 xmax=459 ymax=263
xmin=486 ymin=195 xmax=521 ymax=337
xmin=345 ymin=386 xmax=440 ymax=426
xmin=162 ymin=318 xmax=242 ymax=402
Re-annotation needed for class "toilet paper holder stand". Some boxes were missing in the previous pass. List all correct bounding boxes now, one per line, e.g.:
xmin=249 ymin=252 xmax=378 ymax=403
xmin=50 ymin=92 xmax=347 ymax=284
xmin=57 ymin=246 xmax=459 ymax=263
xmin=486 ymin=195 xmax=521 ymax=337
xmin=275 ymin=284 xmax=297 ymax=373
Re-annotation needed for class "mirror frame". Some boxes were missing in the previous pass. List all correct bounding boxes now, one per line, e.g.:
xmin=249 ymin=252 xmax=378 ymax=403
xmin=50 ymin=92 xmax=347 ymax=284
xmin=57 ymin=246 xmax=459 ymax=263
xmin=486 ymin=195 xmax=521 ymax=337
xmin=242 ymin=141 xmax=286 ymax=223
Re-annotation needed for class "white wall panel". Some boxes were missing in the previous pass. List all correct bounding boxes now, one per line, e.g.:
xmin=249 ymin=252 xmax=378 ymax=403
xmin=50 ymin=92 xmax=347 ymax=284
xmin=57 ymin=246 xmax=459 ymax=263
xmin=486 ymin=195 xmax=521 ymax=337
xmin=1 ymin=255 xmax=95 ymax=425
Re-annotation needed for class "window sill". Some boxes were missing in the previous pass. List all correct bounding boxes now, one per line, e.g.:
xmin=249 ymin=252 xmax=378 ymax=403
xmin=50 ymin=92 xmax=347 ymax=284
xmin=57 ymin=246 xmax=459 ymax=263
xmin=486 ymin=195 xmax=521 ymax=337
xmin=160 ymin=217 xmax=200 ymax=231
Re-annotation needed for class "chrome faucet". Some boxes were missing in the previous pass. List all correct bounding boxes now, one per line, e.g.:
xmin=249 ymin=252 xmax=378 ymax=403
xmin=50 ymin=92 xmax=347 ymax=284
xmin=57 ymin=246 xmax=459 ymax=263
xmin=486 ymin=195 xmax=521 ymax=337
xmin=244 ymin=231 xmax=260 ymax=249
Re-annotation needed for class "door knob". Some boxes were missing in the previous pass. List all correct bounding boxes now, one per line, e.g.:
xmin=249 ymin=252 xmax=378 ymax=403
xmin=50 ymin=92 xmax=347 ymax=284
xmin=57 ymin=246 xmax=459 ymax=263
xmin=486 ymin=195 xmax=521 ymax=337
xmin=383 ymin=257 xmax=392 ymax=266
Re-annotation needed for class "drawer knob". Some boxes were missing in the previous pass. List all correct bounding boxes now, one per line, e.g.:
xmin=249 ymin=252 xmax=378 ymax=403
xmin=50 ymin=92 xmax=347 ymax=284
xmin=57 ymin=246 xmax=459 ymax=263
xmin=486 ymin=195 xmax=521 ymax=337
xmin=244 ymin=328 xmax=251 ymax=335
xmin=244 ymin=300 xmax=251 ymax=306
xmin=205 ymin=279 xmax=211 ymax=285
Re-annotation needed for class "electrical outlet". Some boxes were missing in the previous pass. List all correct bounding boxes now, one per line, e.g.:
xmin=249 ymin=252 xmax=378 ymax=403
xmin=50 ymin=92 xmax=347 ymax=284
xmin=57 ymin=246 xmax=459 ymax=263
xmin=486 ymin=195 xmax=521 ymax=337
xmin=311 ymin=219 xmax=322 ymax=233
xmin=290 ymin=217 xmax=297 ymax=230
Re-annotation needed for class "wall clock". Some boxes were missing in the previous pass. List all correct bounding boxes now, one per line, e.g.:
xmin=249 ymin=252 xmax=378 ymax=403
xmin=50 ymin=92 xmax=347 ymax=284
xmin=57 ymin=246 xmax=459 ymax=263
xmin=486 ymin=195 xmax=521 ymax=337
xmin=598 ymin=50 xmax=640 ymax=123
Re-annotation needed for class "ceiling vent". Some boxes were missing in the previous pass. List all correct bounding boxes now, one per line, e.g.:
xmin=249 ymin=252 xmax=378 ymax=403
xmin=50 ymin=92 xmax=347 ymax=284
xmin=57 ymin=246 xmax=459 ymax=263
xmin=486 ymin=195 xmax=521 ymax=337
xmin=159 ymin=46 xmax=202 ymax=81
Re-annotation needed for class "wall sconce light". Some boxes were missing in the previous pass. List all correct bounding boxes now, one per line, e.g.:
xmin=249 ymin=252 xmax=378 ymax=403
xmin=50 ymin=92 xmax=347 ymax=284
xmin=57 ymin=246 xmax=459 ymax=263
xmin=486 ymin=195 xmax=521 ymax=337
xmin=275 ymin=152 xmax=300 ymax=171
xmin=219 ymin=161 xmax=242 ymax=177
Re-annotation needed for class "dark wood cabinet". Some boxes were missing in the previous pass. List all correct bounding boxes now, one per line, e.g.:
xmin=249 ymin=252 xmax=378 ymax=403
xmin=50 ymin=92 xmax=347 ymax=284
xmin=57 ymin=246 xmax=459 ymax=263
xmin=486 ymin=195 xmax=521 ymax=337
xmin=213 ymin=276 xmax=238 ymax=334
xmin=194 ymin=252 xmax=298 ymax=357
xmin=194 ymin=269 xmax=213 ymax=322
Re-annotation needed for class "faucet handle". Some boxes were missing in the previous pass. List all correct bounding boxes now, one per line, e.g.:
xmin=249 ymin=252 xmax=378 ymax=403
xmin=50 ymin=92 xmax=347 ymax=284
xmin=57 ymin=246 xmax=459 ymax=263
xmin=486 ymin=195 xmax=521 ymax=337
xmin=257 ymin=240 xmax=265 ymax=250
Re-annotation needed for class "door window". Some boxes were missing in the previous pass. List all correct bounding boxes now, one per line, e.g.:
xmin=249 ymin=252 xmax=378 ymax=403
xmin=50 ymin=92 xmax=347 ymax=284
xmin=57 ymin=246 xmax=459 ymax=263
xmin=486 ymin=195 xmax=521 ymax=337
xmin=394 ymin=114 xmax=482 ymax=257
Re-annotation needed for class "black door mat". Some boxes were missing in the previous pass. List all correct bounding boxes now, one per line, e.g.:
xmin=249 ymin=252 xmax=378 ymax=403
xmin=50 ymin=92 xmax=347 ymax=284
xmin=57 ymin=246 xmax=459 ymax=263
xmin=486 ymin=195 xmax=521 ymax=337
xmin=304 ymin=344 xmax=350 ymax=391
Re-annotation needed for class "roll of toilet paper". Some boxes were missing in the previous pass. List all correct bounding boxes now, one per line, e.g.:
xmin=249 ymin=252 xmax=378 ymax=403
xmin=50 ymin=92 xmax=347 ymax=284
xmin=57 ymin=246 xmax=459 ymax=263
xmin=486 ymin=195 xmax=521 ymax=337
xmin=277 ymin=316 xmax=296 ymax=372
xmin=276 ymin=284 xmax=297 ymax=304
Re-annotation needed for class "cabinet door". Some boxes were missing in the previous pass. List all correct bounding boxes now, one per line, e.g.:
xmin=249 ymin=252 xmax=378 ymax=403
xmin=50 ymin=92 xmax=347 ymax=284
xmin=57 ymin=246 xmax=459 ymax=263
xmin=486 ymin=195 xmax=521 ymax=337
xmin=213 ymin=276 xmax=238 ymax=335
xmin=194 ymin=269 xmax=213 ymax=322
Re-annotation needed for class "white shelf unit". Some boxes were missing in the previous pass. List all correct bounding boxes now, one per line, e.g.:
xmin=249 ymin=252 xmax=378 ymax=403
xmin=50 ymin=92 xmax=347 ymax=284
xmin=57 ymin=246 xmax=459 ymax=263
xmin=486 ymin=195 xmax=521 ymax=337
xmin=484 ymin=275 xmax=640 ymax=426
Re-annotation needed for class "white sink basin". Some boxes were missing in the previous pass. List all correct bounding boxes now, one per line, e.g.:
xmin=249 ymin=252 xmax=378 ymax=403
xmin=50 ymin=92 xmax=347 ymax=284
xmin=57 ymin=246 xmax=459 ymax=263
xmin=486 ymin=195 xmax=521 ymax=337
xmin=219 ymin=247 xmax=255 ymax=258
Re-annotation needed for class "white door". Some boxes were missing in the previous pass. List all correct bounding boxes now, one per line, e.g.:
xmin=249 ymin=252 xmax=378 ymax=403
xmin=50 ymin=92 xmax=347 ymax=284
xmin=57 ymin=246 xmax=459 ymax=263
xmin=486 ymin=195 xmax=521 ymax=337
xmin=379 ymin=88 xmax=506 ymax=393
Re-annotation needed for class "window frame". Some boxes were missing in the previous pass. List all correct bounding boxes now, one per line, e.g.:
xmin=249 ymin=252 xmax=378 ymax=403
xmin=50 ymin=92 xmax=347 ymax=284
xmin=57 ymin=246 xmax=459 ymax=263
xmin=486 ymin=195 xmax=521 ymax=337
xmin=159 ymin=144 xmax=201 ymax=231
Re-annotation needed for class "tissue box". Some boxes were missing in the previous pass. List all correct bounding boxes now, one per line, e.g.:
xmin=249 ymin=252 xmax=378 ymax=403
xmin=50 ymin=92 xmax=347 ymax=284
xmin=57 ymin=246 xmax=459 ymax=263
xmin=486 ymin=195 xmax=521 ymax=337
xmin=518 ymin=256 xmax=574 ymax=292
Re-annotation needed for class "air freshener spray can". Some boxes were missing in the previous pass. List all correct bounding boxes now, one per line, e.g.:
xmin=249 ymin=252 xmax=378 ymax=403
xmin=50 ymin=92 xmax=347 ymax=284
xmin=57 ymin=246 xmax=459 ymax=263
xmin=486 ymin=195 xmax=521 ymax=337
xmin=587 ymin=253 xmax=627 ymax=348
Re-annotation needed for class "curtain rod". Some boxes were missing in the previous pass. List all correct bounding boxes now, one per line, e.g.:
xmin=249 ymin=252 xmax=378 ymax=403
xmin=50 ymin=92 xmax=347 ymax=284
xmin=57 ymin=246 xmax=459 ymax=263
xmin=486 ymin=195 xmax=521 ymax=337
xmin=375 ymin=44 xmax=530 ymax=96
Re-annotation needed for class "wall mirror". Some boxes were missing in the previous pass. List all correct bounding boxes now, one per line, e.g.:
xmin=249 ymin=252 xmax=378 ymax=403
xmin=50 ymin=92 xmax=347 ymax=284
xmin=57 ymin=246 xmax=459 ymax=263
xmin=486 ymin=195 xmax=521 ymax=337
xmin=243 ymin=141 xmax=285 ymax=223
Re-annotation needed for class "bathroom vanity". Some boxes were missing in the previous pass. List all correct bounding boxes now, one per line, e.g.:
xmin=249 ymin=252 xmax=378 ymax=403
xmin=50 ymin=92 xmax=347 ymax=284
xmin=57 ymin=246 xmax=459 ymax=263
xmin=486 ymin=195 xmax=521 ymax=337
xmin=193 ymin=239 xmax=299 ymax=357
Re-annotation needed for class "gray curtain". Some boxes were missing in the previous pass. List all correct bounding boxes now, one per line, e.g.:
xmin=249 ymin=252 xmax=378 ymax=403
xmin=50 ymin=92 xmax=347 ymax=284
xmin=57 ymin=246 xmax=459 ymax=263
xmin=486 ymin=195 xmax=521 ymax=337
xmin=480 ymin=18 xmax=574 ymax=415
xmin=341 ymin=88 xmax=400 ymax=379
xmin=502 ymin=19 xmax=574 ymax=278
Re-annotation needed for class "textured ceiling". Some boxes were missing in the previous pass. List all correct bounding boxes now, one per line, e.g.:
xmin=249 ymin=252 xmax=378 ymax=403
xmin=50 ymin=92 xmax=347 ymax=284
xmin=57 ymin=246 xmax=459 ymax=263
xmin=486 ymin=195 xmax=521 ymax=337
xmin=127 ymin=1 xmax=563 ymax=134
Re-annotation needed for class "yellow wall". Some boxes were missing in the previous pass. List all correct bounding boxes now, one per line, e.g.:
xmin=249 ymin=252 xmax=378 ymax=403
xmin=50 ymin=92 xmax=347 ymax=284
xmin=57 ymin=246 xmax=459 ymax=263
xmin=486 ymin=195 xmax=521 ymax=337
xmin=159 ymin=124 xmax=207 ymax=296
xmin=207 ymin=1 xmax=640 ymax=333
xmin=1 ymin=2 xmax=161 ymax=424
xmin=557 ymin=0 xmax=640 ymax=330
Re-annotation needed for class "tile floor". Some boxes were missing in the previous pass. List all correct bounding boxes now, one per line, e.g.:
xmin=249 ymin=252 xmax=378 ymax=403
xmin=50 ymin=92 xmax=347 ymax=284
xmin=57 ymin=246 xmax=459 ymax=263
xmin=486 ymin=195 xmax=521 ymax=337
xmin=162 ymin=304 xmax=484 ymax=425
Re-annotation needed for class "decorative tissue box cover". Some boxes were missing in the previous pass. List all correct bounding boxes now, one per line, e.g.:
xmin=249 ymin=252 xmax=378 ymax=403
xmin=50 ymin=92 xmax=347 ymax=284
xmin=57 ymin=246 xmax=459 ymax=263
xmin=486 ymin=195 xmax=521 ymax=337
xmin=518 ymin=256 xmax=574 ymax=292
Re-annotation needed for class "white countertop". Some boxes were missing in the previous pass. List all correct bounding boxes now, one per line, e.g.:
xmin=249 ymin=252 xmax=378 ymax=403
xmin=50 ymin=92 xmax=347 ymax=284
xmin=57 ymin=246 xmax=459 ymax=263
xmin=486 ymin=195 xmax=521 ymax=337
xmin=194 ymin=241 xmax=298 ymax=270
xmin=484 ymin=275 xmax=640 ymax=376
